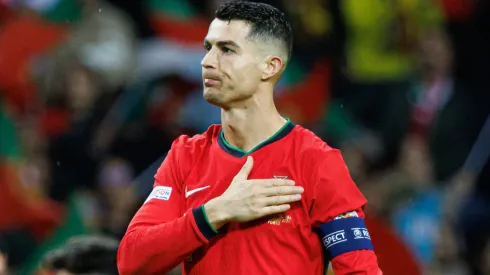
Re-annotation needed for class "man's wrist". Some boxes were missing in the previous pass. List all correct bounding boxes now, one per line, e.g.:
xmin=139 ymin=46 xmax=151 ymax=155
xmin=203 ymin=199 xmax=230 ymax=230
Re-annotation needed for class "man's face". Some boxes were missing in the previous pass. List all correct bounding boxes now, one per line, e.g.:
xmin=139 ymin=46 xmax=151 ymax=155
xmin=201 ymin=19 xmax=264 ymax=107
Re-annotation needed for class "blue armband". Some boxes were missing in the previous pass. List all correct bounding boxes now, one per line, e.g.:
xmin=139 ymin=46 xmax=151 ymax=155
xmin=317 ymin=217 xmax=374 ymax=260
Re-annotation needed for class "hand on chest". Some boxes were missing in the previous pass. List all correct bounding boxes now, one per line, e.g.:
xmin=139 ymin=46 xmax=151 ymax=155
xmin=184 ymin=156 xmax=312 ymax=229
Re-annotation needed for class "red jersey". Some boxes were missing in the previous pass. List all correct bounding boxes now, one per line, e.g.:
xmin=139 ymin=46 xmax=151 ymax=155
xmin=118 ymin=121 xmax=382 ymax=274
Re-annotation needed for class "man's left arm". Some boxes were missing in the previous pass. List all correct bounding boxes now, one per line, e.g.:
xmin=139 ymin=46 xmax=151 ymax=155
xmin=307 ymin=147 xmax=382 ymax=275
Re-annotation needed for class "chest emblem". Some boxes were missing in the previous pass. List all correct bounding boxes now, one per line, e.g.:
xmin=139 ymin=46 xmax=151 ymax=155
xmin=267 ymin=213 xmax=292 ymax=225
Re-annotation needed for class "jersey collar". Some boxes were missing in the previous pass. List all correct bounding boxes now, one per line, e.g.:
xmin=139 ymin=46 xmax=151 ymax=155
xmin=218 ymin=119 xmax=295 ymax=158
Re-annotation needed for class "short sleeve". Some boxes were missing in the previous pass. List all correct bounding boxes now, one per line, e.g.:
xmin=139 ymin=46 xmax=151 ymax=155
xmin=307 ymin=148 xmax=367 ymax=227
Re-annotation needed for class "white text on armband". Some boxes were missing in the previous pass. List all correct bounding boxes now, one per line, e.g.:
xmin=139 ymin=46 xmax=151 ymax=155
xmin=317 ymin=217 xmax=373 ymax=260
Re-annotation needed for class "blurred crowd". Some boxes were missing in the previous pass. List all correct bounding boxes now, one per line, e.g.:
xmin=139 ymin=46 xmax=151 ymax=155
xmin=0 ymin=0 xmax=489 ymax=274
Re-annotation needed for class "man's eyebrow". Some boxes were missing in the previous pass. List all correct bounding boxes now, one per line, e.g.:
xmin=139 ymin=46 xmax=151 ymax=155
xmin=204 ymin=39 xmax=240 ymax=48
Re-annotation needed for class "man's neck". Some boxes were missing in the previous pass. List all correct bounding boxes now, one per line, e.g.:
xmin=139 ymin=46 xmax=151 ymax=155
xmin=221 ymin=101 xmax=286 ymax=152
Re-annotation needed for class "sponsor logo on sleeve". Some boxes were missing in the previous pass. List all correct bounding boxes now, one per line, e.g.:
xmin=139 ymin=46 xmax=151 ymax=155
xmin=145 ymin=186 xmax=172 ymax=203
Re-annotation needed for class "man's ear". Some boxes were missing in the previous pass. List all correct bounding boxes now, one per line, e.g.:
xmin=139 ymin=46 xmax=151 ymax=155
xmin=261 ymin=56 xmax=284 ymax=81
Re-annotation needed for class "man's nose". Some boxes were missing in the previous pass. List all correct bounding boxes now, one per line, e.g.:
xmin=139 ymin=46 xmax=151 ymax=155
xmin=201 ymin=50 xmax=217 ymax=69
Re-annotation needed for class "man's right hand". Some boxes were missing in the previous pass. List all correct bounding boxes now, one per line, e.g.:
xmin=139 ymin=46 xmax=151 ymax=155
xmin=204 ymin=156 xmax=303 ymax=230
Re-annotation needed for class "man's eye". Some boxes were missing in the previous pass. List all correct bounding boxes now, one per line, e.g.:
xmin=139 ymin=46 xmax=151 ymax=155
xmin=222 ymin=47 xmax=233 ymax=54
xmin=204 ymin=45 xmax=211 ymax=52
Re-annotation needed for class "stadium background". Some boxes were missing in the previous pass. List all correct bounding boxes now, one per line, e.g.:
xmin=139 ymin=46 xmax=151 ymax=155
xmin=0 ymin=0 xmax=489 ymax=274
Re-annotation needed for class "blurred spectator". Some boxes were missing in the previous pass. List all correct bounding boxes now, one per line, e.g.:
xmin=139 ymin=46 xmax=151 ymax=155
xmin=428 ymin=1 xmax=490 ymax=273
xmin=34 ymin=0 xmax=138 ymax=203
xmin=429 ymin=221 xmax=469 ymax=275
xmin=40 ymin=0 xmax=137 ymax=94
xmin=97 ymin=158 xmax=136 ymax=238
xmin=385 ymin=28 xmax=454 ymax=269
xmin=0 ymin=103 xmax=62 ymax=270
xmin=105 ymin=0 xmax=154 ymax=39
xmin=0 ymin=3 xmax=67 ymax=115
xmin=338 ymin=0 xmax=445 ymax=171
xmin=43 ymin=59 xmax=111 ymax=203
xmin=41 ymin=235 xmax=118 ymax=275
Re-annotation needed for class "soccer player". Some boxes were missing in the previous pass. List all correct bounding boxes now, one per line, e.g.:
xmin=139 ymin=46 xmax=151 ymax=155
xmin=117 ymin=1 xmax=382 ymax=274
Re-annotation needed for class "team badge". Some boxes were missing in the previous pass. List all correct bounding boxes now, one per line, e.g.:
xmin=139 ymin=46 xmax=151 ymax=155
xmin=267 ymin=213 xmax=292 ymax=225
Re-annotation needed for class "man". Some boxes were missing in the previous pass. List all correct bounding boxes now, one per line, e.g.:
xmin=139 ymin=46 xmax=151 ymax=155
xmin=42 ymin=235 xmax=119 ymax=275
xmin=117 ymin=1 xmax=382 ymax=274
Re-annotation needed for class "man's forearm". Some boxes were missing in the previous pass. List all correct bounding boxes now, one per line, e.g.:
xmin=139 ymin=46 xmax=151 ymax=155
xmin=117 ymin=207 xmax=215 ymax=274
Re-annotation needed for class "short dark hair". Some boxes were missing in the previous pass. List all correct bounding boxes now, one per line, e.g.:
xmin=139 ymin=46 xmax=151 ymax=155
xmin=215 ymin=1 xmax=293 ymax=61
xmin=42 ymin=235 xmax=119 ymax=275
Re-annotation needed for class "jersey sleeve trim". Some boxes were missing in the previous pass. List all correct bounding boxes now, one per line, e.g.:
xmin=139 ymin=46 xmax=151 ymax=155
xmin=192 ymin=205 xmax=219 ymax=240
xmin=201 ymin=205 xmax=219 ymax=234
xmin=317 ymin=217 xmax=374 ymax=260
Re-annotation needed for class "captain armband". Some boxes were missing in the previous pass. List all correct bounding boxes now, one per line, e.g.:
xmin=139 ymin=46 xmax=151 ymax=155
xmin=316 ymin=216 xmax=374 ymax=260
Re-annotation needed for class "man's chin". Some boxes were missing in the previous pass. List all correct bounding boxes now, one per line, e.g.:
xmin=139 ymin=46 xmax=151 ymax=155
xmin=203 ymin=89 xmax=226 ymax=107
